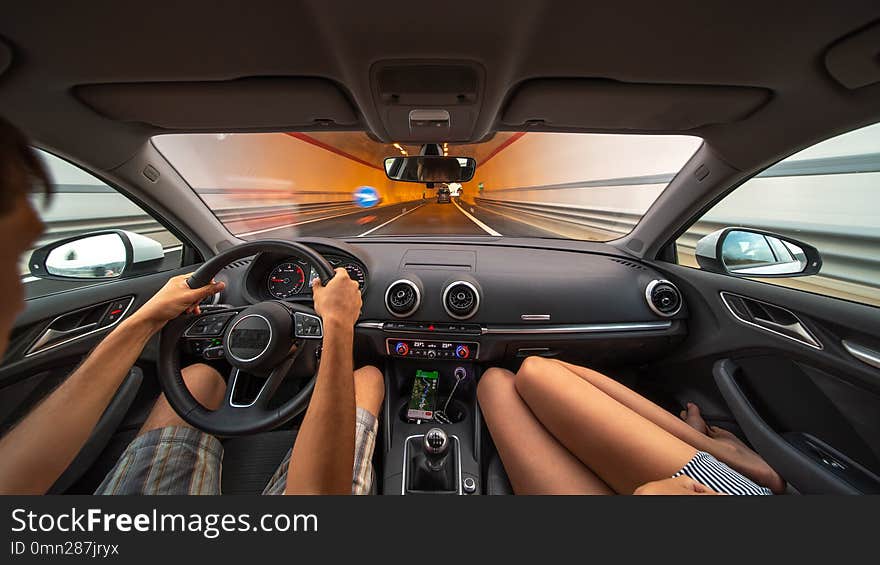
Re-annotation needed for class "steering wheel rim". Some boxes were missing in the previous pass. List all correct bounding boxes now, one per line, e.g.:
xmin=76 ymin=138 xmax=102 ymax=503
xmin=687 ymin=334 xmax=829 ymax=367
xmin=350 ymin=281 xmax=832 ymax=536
xmin=158 ymin=240 xmax=335 ymax=436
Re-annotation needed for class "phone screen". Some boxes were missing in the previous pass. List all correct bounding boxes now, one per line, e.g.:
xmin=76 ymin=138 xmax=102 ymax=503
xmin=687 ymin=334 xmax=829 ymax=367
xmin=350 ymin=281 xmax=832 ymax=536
xmin=406 ymin=369 xmax=439 ymax=421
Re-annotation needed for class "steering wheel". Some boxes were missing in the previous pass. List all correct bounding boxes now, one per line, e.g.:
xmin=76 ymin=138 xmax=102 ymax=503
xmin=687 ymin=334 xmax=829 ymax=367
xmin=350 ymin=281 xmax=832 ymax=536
xmin=157 ymin=240 xmax=335 ymax=436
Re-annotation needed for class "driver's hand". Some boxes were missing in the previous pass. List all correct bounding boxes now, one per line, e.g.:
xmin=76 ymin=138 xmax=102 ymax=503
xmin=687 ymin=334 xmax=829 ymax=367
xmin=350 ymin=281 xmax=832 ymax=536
xmin=633 ymin=476 xmax=722 ymax=495
xmin=130 ymin=274 xmax=225 ymax=328
xmin=311 ymin=268 xmax=361 ymax=328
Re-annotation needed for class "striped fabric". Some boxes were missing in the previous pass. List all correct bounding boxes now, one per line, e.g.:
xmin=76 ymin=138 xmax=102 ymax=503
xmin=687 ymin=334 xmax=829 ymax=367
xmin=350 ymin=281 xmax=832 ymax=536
xmin=673 ymin=451 xmax=772 ymax=495
xmin=263 ymin=407 xmax=378 ymax=495
xmin=95 ymin=407 xmax=378 ymax=495
xmin=95 ymin=426 xmax=223 ymax=495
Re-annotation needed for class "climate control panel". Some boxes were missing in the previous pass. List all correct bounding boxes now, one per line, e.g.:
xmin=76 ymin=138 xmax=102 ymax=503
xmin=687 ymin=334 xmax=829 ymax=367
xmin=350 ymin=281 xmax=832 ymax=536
xmin=386 ymin=338 xmax=479 ymax=360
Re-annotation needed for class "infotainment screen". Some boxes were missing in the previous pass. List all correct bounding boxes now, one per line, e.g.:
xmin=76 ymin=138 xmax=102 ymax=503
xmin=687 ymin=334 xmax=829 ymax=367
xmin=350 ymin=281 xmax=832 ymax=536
xmin=406 ymin=369 xmax=439 ymax=421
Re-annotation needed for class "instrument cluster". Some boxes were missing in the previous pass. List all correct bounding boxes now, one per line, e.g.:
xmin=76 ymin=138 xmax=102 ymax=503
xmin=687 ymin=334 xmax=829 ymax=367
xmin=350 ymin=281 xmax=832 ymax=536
xmin=266 ymin=254 xmax=367 ymax=299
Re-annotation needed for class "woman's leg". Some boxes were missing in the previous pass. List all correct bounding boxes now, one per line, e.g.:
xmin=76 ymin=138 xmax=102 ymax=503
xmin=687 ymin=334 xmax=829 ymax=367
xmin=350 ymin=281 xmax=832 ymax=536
xmin=478 ymin=367 xmax=613 ymax=494
xmin=513 ymin=357 xmax=698 ymax=495
xmin=544 ymin=359 xmax=784 ymax=493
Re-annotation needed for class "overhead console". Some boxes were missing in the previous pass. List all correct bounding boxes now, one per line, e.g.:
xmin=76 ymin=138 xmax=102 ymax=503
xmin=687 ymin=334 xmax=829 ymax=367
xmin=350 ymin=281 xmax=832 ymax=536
xmin=369 ymin=60 xmax=486 ymax=143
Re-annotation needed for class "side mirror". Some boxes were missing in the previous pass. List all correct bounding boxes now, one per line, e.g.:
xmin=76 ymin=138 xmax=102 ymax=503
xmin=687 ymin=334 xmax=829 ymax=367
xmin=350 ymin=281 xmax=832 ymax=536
xmin=695 ymin=227 xmax=822 ymax=278
xmin=29 ymin=230 xmax=165 ymax=280
xmin=384 ymin=156 xmax=476 ymax=183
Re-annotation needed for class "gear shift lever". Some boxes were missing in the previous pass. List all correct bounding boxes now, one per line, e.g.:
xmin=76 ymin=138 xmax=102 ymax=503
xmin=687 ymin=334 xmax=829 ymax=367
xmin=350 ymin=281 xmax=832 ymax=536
xmin=423 ymin=428 xmax=449 ymax=471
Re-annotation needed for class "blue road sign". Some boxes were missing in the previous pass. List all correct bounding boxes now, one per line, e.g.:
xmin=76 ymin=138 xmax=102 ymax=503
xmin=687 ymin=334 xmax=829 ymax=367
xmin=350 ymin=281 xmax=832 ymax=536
xmin=353 ymin=185 xmax=380 ymax=208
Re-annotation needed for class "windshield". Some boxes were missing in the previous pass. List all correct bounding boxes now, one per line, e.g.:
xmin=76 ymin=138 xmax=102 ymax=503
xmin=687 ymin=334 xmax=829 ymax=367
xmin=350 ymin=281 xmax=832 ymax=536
xmin=153 ymin=132 xmax=700 ymax=241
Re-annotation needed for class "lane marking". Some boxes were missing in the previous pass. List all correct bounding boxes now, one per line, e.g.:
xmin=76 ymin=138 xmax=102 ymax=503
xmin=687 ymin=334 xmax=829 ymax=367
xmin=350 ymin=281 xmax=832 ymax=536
xmin=357 ymin=203 xmax=426 ymax=237
xmin=465 ymin=201 xmax=562 ymax=237
xmin=235 ymin=205 xmax=404 ymax=238
xmin=452 ymin=199 xmax=502 ymax=236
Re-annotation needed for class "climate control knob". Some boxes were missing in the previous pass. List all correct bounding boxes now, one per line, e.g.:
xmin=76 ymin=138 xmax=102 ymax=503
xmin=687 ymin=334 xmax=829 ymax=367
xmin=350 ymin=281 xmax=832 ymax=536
xmin=455 ymin=345 xmax=470 ymax=359
xmin=395 ymin=342 xmax=409 ymax=356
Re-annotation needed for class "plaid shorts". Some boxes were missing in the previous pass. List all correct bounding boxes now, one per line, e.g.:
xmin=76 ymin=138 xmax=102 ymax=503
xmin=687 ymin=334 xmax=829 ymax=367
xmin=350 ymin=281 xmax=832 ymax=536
xmin=95 ymin=407 xmax=378 ymax=495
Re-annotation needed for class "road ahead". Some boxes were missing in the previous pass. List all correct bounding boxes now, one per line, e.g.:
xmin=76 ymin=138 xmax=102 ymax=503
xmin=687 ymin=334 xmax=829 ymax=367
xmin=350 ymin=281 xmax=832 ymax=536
xmin=239 ymin=198 xmax=563 ymax=241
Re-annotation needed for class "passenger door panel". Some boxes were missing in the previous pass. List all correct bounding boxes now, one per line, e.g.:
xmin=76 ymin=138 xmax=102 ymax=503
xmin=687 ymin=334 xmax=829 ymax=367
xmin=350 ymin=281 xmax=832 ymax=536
xmin=653 ymin=263 xmax=880 ymax=494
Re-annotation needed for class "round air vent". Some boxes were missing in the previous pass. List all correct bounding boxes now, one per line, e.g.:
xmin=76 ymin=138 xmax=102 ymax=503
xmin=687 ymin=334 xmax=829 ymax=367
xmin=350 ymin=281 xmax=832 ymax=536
xmin=443 ymin=281 xmax=480 ymax=320
xmin=645 ymin=279 xmax=682 ymax=317
xmin=385 ymin=279 xmax=420 ymax=317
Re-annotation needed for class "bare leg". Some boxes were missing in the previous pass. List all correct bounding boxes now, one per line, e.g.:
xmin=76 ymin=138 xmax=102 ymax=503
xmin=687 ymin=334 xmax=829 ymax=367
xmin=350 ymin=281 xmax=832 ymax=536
xmin=478 ymin=368 xmax=613 ymax=494
xmin=513 ymin=357 xmax=698 ymax=494
xmin=353 ymin=365 xmax=384 ymax=418
xmin=547 ymin=359 xmax=784 ymax=493
xmin=139 ymin=363 xmax=225 ymax=434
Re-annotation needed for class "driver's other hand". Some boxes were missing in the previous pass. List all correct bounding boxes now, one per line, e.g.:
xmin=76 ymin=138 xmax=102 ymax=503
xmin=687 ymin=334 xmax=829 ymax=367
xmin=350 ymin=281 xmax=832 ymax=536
xmin=131 ymin=274 xmax=225 ymax=329
xmin=311 ymin=268 xmax=362 ymax=328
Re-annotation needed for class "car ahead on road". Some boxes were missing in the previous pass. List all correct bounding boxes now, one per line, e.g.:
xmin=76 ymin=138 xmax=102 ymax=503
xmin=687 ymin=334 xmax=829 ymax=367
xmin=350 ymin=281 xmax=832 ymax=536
xmin=2 ymin=1 xmax=880 ymax=495
xmin=436 ymin=187 xmax=452 ymax=203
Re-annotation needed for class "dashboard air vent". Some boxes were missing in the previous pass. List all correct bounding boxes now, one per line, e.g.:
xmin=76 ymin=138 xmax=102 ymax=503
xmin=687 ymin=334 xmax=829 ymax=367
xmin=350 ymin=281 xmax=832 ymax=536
xmin=385 ymin=280 xmax=420 ymax=317
xmin=646 ymin=279 xmax=682 ymax=317
xmin=443 ymin=281 xmax=480 ymax=320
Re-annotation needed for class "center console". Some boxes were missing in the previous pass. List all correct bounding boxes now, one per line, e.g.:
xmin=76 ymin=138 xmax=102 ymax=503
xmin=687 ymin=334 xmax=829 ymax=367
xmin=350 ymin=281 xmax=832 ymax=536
xmin=382 ymin=358 xmax=482 ymax=495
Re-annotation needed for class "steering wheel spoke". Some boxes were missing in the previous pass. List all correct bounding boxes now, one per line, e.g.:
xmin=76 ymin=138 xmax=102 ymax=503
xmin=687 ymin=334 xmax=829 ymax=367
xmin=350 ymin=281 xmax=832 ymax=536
xmin=224 ymin=351 xmax=300 ymax=410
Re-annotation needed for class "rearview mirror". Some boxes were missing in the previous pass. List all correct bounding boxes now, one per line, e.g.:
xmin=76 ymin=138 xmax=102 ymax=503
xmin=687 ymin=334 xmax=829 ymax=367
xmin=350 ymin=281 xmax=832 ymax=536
xmin=384 ymin=156 xmax=476 ymax=183
xmin=695 ymin=227 xmax=822 ymax=277
xmin=29 ymin=230 xmax=165 ymax=280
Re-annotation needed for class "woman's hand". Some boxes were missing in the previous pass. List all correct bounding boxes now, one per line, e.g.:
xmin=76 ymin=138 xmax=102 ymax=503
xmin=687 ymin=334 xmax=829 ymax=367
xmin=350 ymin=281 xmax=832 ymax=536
xmin=129 ymin=274 xmax=225 ymax=330
xmin=633 ymin=476 xmax=722 ymax=495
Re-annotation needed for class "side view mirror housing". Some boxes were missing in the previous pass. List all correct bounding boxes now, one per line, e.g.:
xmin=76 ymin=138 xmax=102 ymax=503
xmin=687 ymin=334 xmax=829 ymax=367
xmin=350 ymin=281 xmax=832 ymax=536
xmin=694 ymin=227 xmax=822 ymax=278
xmin=29 ymin=230 xmax=165 ymax=281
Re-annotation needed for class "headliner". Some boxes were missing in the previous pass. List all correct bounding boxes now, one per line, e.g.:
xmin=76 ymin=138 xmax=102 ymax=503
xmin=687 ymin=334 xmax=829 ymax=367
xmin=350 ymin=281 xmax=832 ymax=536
xmin=1 ymin=0 xmax=880 ymax=177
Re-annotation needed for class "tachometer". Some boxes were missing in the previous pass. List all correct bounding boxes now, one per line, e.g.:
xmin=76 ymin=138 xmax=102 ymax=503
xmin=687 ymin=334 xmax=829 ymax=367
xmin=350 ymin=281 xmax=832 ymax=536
xmin=267 ymin=262 xmax=306 ymax=299
xmin=340 ymin=262 xmax=367 ymax=290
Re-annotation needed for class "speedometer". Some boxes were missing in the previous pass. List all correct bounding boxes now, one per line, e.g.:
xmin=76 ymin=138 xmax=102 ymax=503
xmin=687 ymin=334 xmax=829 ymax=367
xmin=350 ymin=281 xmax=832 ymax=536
xmin=267 ymin=262 xmax=306 ymax=299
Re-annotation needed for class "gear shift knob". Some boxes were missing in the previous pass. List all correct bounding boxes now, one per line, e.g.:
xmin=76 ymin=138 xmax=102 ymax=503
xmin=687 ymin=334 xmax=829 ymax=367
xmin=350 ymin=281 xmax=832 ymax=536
xmin=423 ymin=428 xmax=449 ymax=471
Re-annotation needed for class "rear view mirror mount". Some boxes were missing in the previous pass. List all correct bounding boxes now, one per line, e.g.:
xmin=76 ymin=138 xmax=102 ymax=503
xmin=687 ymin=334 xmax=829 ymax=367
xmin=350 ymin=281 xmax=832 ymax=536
xmin=384 ymin=156 xmax=476 ymax=184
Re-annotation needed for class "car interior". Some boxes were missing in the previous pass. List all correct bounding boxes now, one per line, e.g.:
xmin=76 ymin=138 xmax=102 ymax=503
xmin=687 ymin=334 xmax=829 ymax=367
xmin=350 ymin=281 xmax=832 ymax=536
xmin=1 ymin=1 xmax=880 ymax=495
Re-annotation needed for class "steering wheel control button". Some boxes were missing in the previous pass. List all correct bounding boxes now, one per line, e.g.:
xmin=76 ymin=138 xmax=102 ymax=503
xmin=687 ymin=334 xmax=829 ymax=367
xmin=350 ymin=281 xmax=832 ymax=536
xmin=202 ymin=346 xmax=225 ymax=360
xmin=294 ymin=312 xmax=324 ymax=339
xmin=185 ymin=312 xmax=236 ymax=337
xmin=462 ymin=477 xmax=477 ymax=494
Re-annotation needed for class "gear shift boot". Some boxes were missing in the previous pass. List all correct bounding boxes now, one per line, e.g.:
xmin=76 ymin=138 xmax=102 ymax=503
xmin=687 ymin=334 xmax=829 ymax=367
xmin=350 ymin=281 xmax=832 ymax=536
xmin=403 ymin=428 xmax=460 ymax=494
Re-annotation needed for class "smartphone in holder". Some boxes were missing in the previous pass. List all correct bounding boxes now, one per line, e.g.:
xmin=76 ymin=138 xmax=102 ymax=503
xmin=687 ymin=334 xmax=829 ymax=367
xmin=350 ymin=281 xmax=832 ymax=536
xmin=406 ymin=369 xmax=439 ymax=422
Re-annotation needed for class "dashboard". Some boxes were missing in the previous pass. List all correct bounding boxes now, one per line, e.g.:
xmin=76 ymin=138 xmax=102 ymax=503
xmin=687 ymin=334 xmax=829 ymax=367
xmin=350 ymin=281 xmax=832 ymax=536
xmin=224 ymin=238 xmax=688 ymax=366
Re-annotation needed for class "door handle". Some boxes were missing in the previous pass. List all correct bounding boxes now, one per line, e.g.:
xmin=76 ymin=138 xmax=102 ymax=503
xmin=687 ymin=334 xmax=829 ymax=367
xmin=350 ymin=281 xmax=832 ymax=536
xmin=842 ymin=340 xmax=880 ymax=370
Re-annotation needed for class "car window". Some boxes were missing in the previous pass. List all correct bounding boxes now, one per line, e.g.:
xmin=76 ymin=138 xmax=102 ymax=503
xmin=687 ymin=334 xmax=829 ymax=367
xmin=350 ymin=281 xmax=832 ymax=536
xmin=24 ymin=149 xmax=184 ymax=300
xmin=674 ymin=122 xmax=880 ymax=308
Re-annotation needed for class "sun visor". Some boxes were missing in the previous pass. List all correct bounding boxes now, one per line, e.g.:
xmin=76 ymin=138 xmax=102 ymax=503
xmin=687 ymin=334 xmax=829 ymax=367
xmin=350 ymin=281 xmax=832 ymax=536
xmin=825 ymin=22 xmax=880 ymax=90
xmin=75 ymin=77 xmax=359 ymax=129
xmin=0 ymin=38 xmax=12 ymax=78
xmin=501 ymin=79 xmax=770 ymax=131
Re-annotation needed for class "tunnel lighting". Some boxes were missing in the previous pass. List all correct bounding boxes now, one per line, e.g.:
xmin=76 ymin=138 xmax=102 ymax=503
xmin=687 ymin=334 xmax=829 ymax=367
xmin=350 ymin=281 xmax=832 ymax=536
xmin=392 ymin=143 xmax=402 ymax=149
